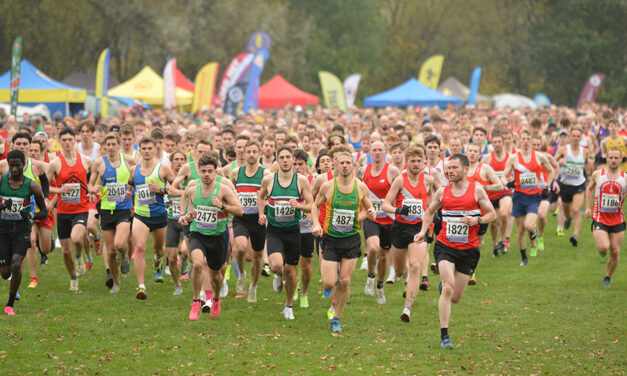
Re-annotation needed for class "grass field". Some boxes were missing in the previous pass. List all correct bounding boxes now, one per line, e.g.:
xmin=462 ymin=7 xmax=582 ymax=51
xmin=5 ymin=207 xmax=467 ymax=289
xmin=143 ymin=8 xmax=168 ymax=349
xmin=1 ymin=214 xmax=625 ymax=375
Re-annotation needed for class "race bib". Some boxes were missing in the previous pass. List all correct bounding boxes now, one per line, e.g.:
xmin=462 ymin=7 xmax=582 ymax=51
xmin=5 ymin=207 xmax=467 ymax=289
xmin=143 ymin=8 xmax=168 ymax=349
xmin=0 ymin=197 xmax=24 ymax=220
xmin=401 ymin=198 xmax=423 ymax=221
xmin=195 ymin=205 xmax=218 ymax=230
xmin=61 ymin=183 xmax=81 ymax=203
xmin=371 ymin=198 xmax=385 ymax=218
xmin=136 ymin=184 xmax=156 ymax=206
xmin=106 ymin=182 xmax=127 ymax=203
xmin=495 ymin=170 xmax=505 ymax=180
xmin=170 ymin=196 xmax=182 ymax=218
xmin=299 ymin=218 xmax=313 ymax=234
xmin=239 ymin=192 xmax=258 ymax=214
xmin=519 ymin=173 xmax=538 ymax=190
xmin=564 ymin=162 xmax=583 ymax=179
xmin=332 ymin=208 xmax=355 ymax=232
xmin=446 ymin=218 xmax=469 ymax=243
xmin=601 ymin=193 xmax=620 ymax=213
xmin=274 ymin=201 xmax=296 ymax=223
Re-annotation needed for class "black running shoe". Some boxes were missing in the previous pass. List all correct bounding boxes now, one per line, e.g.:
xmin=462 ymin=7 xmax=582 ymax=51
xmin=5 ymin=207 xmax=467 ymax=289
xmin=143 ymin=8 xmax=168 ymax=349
xmin=564 ymin=216 xmax=572 ymax=230
xmin=569 ymin=235 xmax=578 ymax=247
xmin=105 ymin=273 xmax=114 ymax=289
xmin=40 ymin=253 xmax=48 ymax=266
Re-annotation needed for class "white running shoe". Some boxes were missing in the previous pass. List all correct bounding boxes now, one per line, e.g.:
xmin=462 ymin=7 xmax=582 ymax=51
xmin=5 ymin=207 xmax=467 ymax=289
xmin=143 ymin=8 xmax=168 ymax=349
xmin=173 ymin=286 xmax=183 ymax=296
xmin=273 ymin=274 xmax=283 ymax=293
xmin=364 ymin=277 xmax=375 ymax=296
xmin=282 ymin=306 xmax=295 ymax=320
xmin=247 ymin=288 xmax=257 ymax=303
xmin=110 ymin=284 xmax=121 ymax=294
xmin=75 ymin=257 xmax=86 ymax=277
xmin=236 ymin=277 xmax=246 ymax=295
xmin=385 ymin=266 xmax=396 ymax=284
xmin=400 ymin=307 xmax=411 ymax=323
xmin=202 ymin=299 xmax=212 ymax=313
xmin=200 ymin=290 xmax=206 ymax=302
xmin=376 ymin=287 xmax=386 ymax=304
xmin=220 ymin=279 xmax=229 ymax=298
xmin=70 ymin=279 xmax=79 ymax=292
xmin=165 ymin=265 xmax=171 ymax=276
xmin=359 ymin=257 xmax=369 ymax=271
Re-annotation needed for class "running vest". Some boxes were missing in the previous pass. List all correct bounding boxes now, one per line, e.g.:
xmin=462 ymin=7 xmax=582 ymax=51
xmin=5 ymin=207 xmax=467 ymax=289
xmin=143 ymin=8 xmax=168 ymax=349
xmin=487 ymin=151 xmax=511 ymax=201
xmin=299 ymin=175 xmax=314 ymax=234
xmin=593 ymin=169 xmax=626 ymax=226
xmin=100 ymin=154 xmax=132 ymax=211
xmin=318 ymin=171 xmax=334 ymax=226
xmin=77 ymin=142 xmax=100 ymax=160
xmin=394 ymin=172 xmax=428 ymax=224
xmin=437 ymin=181 xmax=481 ymax=250
xmin=56 ymin=152 xmax=89 ymax=214
xmin=0 ymin=174 xmax=31 ymax=222
xmin=347 ymin=132 xmax=363 ymax=151
xmin=133 ymin=162 xmax=166 ymax=218
xmin=267 ymin=173 xmax=301 ymax=227
xmin=363 ymin=163 xmax=393 ymax=225
xmin=514 ymin=150 xmax=543 ymax=195
xmin=606 ymin=135 xmax=627 ymax=172
xmin=187 ymin=159 xmax=200 ymax=184
xmin=559 ymin=144 xmax=585 ymax=186
xmin=432 ymin=158 xmax=449 ymax=185
xmin=190 ymin=176 xmax=227 ymax=236
xmin=323 ymin=178 xmax=360 ymax=238
xmin=235 ymin=165 xmax=264 ymax=215
xmin=23 ymin=158 xmax=41 ymax=214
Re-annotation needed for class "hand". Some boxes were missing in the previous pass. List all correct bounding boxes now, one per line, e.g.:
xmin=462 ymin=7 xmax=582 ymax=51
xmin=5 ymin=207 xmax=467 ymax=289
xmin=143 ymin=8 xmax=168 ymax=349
xmin=289 ymin=199 xmax=300 ymax=209
xmin=258 ymin=214 xmax=267 ymax=226
xmin=147 ymin=182 xmax=161 ymax=193
xmin=125 ymin=185 xmax=133 ymax=199
xmin=414 ymin=231 xmax=426 ymax=243
xmin=45 ymin=198 xmax=53 ymax=212
xmin=367 ymin=207 xmax=376 ymax=220
xmin=60 ymin=184 xmax=73 ymax=194
xmin=552 ymin=181 xmax=560 ymax=193
xmin=459 ymin=216 xmax=477 ymax=225
xmin=212 ymin=196 xmax=223 ymax=209
xmin=178 ymin=214 xmax=189 ymax=226
xmin=395 ymin=205 xmax=410 ymax=216
xmin=559 ymin=158 xmax=567 ymax=166
xmin=584 ymin=208 xmax=591 ymax=218
xmin=89 ymin=192 xmax=97 ymax=203
xmin=20 ymin=207 xmax=33 ymax=221
xmin=312 ymin=223 xmax=323 ymax=237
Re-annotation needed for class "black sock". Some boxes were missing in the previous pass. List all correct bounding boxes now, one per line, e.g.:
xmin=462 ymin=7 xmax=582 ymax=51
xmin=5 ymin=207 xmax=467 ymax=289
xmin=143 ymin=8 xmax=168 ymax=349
xmin=529 ymin=229 xmax=538 ymax=240
xmin=376 ymin=281 xmax=383 ymax=289
xmin=193 ymin=299 xmax=201 ymax=303
xmin=213 ymin=297 xmax=219 ymax=302
xmin=7 ymin=293 xmax=17 ymax=307
xmin=286 ymin=305 xmax=292 ymax=308
xmin=106 ymin=268 xmax=111 ymax=276
xmin=441 ymin=328 xmax=448 ymax=338
xmin=422 ymin=276 xmax=428 ymax=281
xmin=367 ymin=272 xmax=375 ymax=278
xmin=520 ymin=249 xmax=527 ymax=259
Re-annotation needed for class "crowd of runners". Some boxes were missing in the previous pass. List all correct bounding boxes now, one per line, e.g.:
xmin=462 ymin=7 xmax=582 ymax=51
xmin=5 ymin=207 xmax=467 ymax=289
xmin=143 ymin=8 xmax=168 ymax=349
xmin=0 ymin=102 xmax=624 ymax=349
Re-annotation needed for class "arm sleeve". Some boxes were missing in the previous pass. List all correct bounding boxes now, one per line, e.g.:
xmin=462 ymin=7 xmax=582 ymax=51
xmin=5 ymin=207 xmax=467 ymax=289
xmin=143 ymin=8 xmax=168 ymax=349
xmin=33 ymin=195 xmax=49 ymax=220
xmin=38 ymin=173 xmax=50 ymax=198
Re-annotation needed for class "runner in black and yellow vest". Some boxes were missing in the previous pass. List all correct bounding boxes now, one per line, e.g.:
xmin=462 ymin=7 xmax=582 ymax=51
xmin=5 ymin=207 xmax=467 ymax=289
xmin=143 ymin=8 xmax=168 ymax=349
xmin=179 ymin=155 xmax=242 ymax=321
xmin=0 ymin=150 xmax=49 ymax=316
xmin=258 ymin=146 xmax=313 ymax=320
xmin=311 ymin=151 xmax=376 ymax=333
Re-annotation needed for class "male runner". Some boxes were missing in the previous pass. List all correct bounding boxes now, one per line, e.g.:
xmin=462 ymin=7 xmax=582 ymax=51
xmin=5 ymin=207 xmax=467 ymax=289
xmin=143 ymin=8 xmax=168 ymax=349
xmin=47 ymin=127 xmax=93 ymax=291
xmin=130 ymin=137 xmax=175 ymax=299
xmin=359 ymin=141 xmax=400 ymax=304
xmin=179 ymin=155 xmax=243 ymax=320
xmin=164 ymin=150 xmax=188 ymax=295
xmin=600 ymin=118 xmax=627 ymax=172
xmin=312 ymin=151 xmax=376 ymax=332
xmin=260 ymin=136 xmax=276 ymax=170
xmin=0 ymin=150 xmax=48 ymax=315
xmin=415 ymin=154 xmax=496 ymax=349
xmin=531 ymin=135 xmax=559 ymax=252
xmin=258 ymin=146 xmax=313 ymax=320
xmin=584 ymin=148 xmax=625 ymax=286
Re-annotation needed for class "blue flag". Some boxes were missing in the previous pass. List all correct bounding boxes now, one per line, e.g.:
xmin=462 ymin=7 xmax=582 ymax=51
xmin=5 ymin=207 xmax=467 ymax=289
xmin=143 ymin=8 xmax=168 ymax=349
xmin=242 ymin=48 xmax=270 ymax=114
xmin=467 ymin=67 xmax=482 ymax=105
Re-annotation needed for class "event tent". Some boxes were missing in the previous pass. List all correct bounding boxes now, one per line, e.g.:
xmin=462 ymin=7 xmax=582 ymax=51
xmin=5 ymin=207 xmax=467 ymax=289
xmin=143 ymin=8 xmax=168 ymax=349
xmin=493 ymin=93 xmax=537 ymax=109
xmin=108 ymin=66 xmax=193 ymax=106
xmin=258 ymin=75 xmax=319 ymax=110
xmin=0 ymin=60 xmax=86 ymax=117
xmin=437 ymin=76 xmax=493 ymax=105
xmin=364 ymin=78 xmax=462 ymax=108
xmin=62 ymin=72 xmax=120 ymax=93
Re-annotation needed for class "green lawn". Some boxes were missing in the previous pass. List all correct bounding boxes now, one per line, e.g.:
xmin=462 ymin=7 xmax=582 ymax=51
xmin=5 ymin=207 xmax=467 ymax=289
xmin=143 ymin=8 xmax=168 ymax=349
xmin=1 ymin=214 xmax=625 ymax=375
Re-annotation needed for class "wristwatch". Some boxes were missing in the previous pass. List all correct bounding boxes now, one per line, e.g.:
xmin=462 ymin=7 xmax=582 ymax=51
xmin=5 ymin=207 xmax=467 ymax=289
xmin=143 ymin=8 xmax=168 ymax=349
xmin=221 ymin=202 xmax=227 ymax=210
xmin=477 ymin=217 xmax=482 ymax=225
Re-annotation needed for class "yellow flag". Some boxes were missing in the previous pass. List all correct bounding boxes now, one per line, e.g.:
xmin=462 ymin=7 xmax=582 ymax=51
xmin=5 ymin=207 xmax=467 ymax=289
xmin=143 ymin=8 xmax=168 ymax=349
xmin=418 ymin=54 xmax=444 ymax=89
xmin=95 ymin=48 xmax=110 ymax=117
xmin=192 ymin=62 xmax=219 ymax=113
xmin=318 ymin=71 xmax=347 ymax=111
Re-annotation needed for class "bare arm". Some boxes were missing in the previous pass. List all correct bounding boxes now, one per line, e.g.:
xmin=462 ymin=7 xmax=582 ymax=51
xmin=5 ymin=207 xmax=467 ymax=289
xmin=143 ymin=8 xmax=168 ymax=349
xmin=584 ymin=171 xmax=599 ymax=217
xmin=169 ymin=165 xmax=191 ymax=196
xmin=414 ymin=187 xmax=444 ymax=242
xmin=257 ymin=175 xmax=272 ymax=225
xmin=177 ymin=183 xmax=195 ymax=226
xmin=214 ymin=184 xmax=243 ymax=216
xmin=482 ymin=165 xmax=504 ymax=192
xmin=357 ymin=181 xmax=376 ymax=222
xmin=311 ymin=182 xmax=330 ymax=237
xmin=292 ymin=174 xmax=313 ymax=213
xmin=382 ymin=175 xmax=403 ymax=213
xmin=500 ymin=154 xmax=516 ymax=186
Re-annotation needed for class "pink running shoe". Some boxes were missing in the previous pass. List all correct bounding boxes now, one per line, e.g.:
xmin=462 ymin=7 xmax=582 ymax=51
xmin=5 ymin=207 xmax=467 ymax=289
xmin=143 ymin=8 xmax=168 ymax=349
xmin=4 ymin=306 xmax=15 ymax=316
xmin=189 ymin=301 xmax=201 ymax=321
xmin=210 ymin=299 xmax=221 ymax=318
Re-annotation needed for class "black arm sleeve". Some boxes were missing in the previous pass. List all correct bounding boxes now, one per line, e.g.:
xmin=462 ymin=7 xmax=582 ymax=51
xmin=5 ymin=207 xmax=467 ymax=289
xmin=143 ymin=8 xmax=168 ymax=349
xmin=38 ymin=173 xmax=50 ymax=198
xmin=33 ymin=195 xmax=49 ymax=220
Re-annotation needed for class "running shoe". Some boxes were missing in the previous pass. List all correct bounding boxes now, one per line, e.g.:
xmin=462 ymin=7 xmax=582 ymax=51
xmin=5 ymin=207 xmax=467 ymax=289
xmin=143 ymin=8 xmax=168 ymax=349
xmin=468 ymin=273 xmax=476 ymax=285
xmin=420 ymin=277 xmax=430 ymax=291
xmin=564 ymin=216 xmax=572 ymax=230
xmin=440 ymin=336 xmax=454 ymax=349
xmin=330 ymin=318 xmax=341 ymax=333
xmin=154 ymin=269 xmax=164 ymax=283
xmin=15 ymin=290 xmax=20 ymax=300
xmin=210 ymin=299 xmax=221 ymax=318
xmin=261 ymin=263 xmax=271 ymax=277
xmin=537 ymin=236 xmax=545 ymax=251
xmin=553 ymin=207 xmax=559 ymax=216
xmin=180 ymin=259 xmax=189 ymax=277
xmin=75 ymin=257 xmax=86 ymax=277
xmin=400 ymin=307 xmax=411 ymax=323
xmin=299 ymin=294 xmax=309 ymax=309
xmin=220 ymin=279 xmax=228 ymax=298
xmin=359 ymin=257 xmax=368 ymax=271
xmin=224 ymin=263 xmax=232 ymax=281
xmin=556 ymin=229 xmax=565 ymax=237
xmin=500 ymin=241 xmax=508 ymax=254
xmin=173 ymin=286 xmax=183 ymax=296
xmin=136 ymin=287 xmax=147 ymax=300
xmin=323 ymin=289 xmax=332 ymax=298
xmin=364 ymin=277 xmax=375 ymax=296
xmin=4 ymin=306 xmax=15 ymax=316
xmin=28 ymin=277 xmax=38 ymax=288
xmin=282 ymin=306 xmax=295 ymax=320
xmin=520 ymin=258 xmax=528 ymax=266
xmin=273 ymin=274 xmax=283 ymax=293
xmin=85 ymin=261 xmax=94 ymax=272
xmin=39 ymin=253 xmax=48 ymax=266
xmin=121 ymin=255 xmax=130 ymax=275
xmin=376 ymin=287 xmax=386 ymax=304
xmin=202 ymin=299 xmax=212 ymax=313
xmin=247 ymin=288 xmax=257 ymax=303
xmin=105 ymin=273 xmax=114 ymax=289
xmin=236 ymin=277 xmax=247 ymax=297
xmin=430 ymin=262 xmax=440 ymax=275
xmin=493 ymin=245 xmax=500 ymax=258
xmin=94 ymin=237 xmax=102 ymax=256
xmin=189 ymin=301 xmax=201 ymax=321
xmin=385 ymin=267 xmax=396 ymax=284
xmin=529 ymin=247 xmax=538 ymax=257
xmin=180 ymin=273 xmax=189 ymax=281
xmin=327 ymin=305 xmax=335 ymax=320
xmin=110 ymin=284 xmax=121 ymax=294
xmin=70 ymin=279 xmax=79 ymax=292
xmin=165 ymin=265 xmax=171 ymax=276
xmin=570 ymin=235 xmax=578 ymax=247
xmin=603 ymin=276 xmax=611 ymax=286
xmin=504 ymin=237 xmax=511 ymax=248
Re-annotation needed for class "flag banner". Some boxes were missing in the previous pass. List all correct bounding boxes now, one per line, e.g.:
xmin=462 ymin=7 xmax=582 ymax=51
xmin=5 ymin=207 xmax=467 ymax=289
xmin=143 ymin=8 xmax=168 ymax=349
xmin=192 ymin=62 xmax=219 ymax=113
xmin=95 ymin=48 xmax=110 ymax=116
xmin=534 ymin=93 xmax=551 ymax=107
xmin=343 ymin=73 xmax=361 ymax=109
xmin=467 ymin=66 xmax=482 ymax=106
xmin=245 ymin=31 xmax=272 ymax=53
xmin=577 ymin=73 xmax=605 ymax=109
xmin=10 ymin=36 xmax=22 ymax=116
xmin=319 ymin=71 xmax=346 ymax=111
xmin=243 ymin=48 xmax=270 ymax=114
xmin=163 ymin=57 xmax=177 ymax=109
xmin=224 ymin=82 xmax=247 ymax=117
xmin=215 ymin=52 xmax=253 ymax=107
xmin=418 ymin=54 xmax=444 ymax=89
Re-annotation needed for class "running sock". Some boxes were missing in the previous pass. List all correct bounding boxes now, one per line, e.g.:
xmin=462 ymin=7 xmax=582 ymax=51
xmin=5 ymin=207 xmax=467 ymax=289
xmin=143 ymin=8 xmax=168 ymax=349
xmin=232 ymin=260 xmax=241 ymax=279
xmin=404 ymin=305 xmax=411 ymax=311
xmin=70 ymin=274 xmax=78 ymax=280
xmin=74 ymin=254 xmax=81 ymax=260
xmin=106 ymin=268 xmax=111 ymax=276
xmin=376 ymin=281 xmax=383 ymax=289
xmin=249 ymin=285 xmax=256 ymax=290
xmin=193 ymin=299 xmax=201 ymax=303
xmin=529 ymin=229 xmax=538 ymax=240
xmin=213 ymin=297 xmax=219 ymax=302
xmin=441 ymin=327 xmax=448 ymax=339
xmin=139 ymin=283 xmax=146 ymax=290
xmin=286 ymin=305 xmax=292 ymax=308
xmin=86 ymin=254 xmax=93 ymax=263
xmin=7 ymin=293 xmax=17 ymax=307
xmin=520 ymin=249 xmax=527 ymax=259
xmin=367 ymin=272 xmax=375 ymax=278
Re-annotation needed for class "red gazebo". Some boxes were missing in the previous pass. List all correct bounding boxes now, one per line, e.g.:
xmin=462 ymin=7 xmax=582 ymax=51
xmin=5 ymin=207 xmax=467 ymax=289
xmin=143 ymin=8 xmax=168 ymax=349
xmin=258 ymin=75 xmax=319 ymax=110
